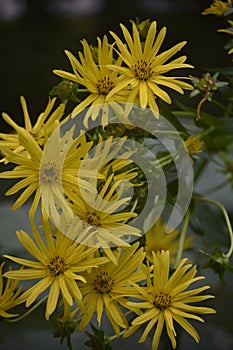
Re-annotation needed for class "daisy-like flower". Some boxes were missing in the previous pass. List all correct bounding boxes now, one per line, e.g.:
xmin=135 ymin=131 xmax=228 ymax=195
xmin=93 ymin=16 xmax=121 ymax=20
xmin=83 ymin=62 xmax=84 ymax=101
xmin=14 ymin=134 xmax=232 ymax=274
xmin=3 ymin=220 xmax=108 ymax=320
xmin=79 ymin=135 xmax=138 ymax=198
xmin=0 ymin=262 xmax=24 ymax=318
xmin=184 ymin=135 xmax=204 ymax=156
xmin=38 ymin=134 xmax=140 ymax=257
xmin=145 ymin=218 xmax=193 ymax=263
xmin=107 ymin=20 xmax=194 ymax=117
xmin=124 ymin=250 xmax=216 ymax=350
xmin=78 ymin=242 xmax=145 ymax=334
xmin=55 ymin=135 xmax=141 ymax=259
xmin=202 ymin=0 xmax=231 ymax=16
xmin=184 ymin=134 xmax=204 ymax=165
xmin=0 ymin=123 xmax=93 ymax=220
xmin=53 ymin=35 xmax=127 ymax=127
xmin=65 ymin=172 xmax=141 ymax=263
xmin=0 ymin=96 xmax=65 ymax=163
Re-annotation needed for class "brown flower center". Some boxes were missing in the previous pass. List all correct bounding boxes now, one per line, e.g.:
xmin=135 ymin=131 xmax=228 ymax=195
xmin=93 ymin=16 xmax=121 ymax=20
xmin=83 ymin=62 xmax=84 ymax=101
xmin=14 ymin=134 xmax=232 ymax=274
xmin=30 ymin=129 xmax=38 ymax=139
xmin=48 ymin=256 xmax=68 ymax=277
xmin=40 ymin=161 xmax=59 ymax=184
xmin=96 ymin=76 xmax=114 ymax=95
xmin=84 ymin=212 xmax=101 ymax=227
xmin=153 ymin=292 xmax=172 ymax=310
xmin=94 ymin=272 xmax=114 ymax=294
xmin=134 ymin=60 xmax=152 ymax=80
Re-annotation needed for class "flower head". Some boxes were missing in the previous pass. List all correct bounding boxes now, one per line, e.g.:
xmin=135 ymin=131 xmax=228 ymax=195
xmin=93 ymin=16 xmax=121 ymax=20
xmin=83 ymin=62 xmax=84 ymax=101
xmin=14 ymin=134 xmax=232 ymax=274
xmin=53 ymin=35 xmax=127 ymax=127
xmin=125 ymin=250 xmax=215 ymax=350
xmin=0 ymin=123 xmax=93 ymax=220
xmin=0 ymin=97 xmax=65 ymax=163
xmin=77 ymin=242 xmax=145 ymax=334
xmin=184 ymin=135 xmax=204 ymax=156
xmin=65 ymin=172 xmax=141 ymax=262
xmin=3 ymin=220 xmax=108 ymax=320
xmin=107 ymin=20 xmax=193 ymax=117
xmin=0 ymin=262 xmax=24 ymax=318
xmin=202 ymin=0 xmax=231 ymax=16
xmin=184 ymin=134 xmax=205 ymax=165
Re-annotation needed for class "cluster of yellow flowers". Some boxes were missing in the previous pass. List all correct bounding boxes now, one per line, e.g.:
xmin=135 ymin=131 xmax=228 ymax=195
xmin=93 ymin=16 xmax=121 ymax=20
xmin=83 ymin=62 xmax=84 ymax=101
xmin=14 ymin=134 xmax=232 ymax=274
xmin=0 ymin=18 xmax=219 ymax=350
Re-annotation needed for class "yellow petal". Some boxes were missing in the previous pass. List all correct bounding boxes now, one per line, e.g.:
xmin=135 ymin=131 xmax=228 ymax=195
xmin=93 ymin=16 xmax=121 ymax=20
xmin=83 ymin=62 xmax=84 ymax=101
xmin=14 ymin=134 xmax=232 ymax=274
xmin=46 ymin=278 xmax=60 ymax=319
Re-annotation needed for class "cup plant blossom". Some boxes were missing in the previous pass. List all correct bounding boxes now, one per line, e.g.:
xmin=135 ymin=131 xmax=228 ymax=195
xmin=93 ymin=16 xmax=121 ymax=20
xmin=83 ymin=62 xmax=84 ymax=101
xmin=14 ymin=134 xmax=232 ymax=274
xmin=1 ymin=8 xmax=233 ymax=350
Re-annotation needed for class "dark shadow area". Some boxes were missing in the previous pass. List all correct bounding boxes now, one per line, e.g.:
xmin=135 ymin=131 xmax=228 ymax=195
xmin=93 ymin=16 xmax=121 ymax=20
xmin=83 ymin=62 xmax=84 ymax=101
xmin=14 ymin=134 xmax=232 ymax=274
xmin=0 ymin=0 xmax=231 ymax=128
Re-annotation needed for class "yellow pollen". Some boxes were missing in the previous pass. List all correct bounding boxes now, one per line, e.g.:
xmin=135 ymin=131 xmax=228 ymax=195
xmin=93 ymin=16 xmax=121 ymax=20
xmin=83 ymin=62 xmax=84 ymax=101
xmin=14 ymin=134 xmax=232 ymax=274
xmin=48 ymin=256 xmax=67 ymax=277
xmin=96 ymin=76 xmax=114 ymax=95
xmin=84 ymin=212 xmax=101 ymax=227
xmin=40 ymin=161 xmax=59 ymax=184
xmin=134 ymin=60 xmax=152 ymax=80
xmin=153 ymin=292 xmax=172 ymax=310
xmin=94 ymin=272 xmax=114 ymax=294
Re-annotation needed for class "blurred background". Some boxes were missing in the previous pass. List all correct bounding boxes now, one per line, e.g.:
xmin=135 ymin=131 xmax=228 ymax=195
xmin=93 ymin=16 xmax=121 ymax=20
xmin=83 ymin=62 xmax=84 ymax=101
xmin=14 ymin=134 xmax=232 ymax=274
xmin=0 ymin=0 xmax=231 ymax=125
xmin=0 ymin=1 xmax=233 ymax=349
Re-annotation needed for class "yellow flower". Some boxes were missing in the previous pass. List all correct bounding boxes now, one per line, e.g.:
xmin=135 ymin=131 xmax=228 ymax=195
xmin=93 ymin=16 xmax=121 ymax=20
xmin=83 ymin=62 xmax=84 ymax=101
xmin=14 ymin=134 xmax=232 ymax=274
xmin=49 ymin=134 xmax=141 ymax=262
xmin=78 ymin=242 xmax=145 ymax=334
xmin=53 ymin=35 xmax=127 ymax=127
xmin=107 ymin=20 xmax=193 ymax=118
xmin=0 ymin=97 xmax=65 ymax=164
xmin=65 ymin=172 xmax=141 ymax=263
xmin=184 ymin=135 xmax=204 ymax=156
xmin=79 ymin=135 xmax=138 ymax=199
xmin=202 ymin=0 xmax=231 ymax=16
xmin=124 ymin=250 xmax=216 ymax=350
xmin=145 ymin=218 xmax=193 ymax=263
xmin=0 ymin=124 xmax=93 ymax=220
xmin=3 ymin=220 xmax=108 ymax=320
xmin=0 ymin=262 xmax=24 ymax=318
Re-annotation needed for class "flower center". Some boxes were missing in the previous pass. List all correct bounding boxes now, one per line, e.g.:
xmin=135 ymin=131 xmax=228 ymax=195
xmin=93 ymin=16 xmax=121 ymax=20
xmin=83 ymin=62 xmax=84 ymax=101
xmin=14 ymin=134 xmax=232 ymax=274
xmin=94 ymin=272 xmax=114 ymax=294
xmin=30 ymin=129 xmax=38 ymax=139
xmin=48 ymin=256 xmax=68 ymax=277
xmin=96 ymin=77 xmax=114 ymax=95
xmin=153 ymin=292 xmax=172 ymax=310
xmin=40 ymin=161 xmax=59 ymax=184
xmin=134 ymin=60 xmax=152 ymax=80
xmin=84 ymin=212 xmax=101 ymax=227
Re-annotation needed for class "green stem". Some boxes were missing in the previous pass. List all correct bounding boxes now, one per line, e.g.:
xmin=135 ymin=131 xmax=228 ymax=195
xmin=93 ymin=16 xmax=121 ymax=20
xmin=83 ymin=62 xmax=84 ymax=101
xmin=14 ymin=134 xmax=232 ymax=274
xmin=150 ymin=130 xmax=184 ymax=135
xmin=159 ymin=154 xmax=181 ymax=168
xmin=108 ymin=330 xmax=125 ymax=342
xmin=193 ymin=195 xmax=233 ymax=259
xmin=199 ymin=125 xmax=214 ymax=138
xmin=172 ymin=111 xmax=197 ymax=118
xmin=174 ymin=210 xmax=190 ymax=268
xmin=78 ymin=89 xmax=89 ymax=93
xmin=158 ymin=154 xmax=173 ymax=163
xmin=6 ymin=295 xmax=48 ymax=323
xmin=223 ymin=101 xmax=233 ymax=118
xmin=211 ymin=99 xmax=230 ymax=113
xmin=66 ymin=335 xmax=73 ymax=350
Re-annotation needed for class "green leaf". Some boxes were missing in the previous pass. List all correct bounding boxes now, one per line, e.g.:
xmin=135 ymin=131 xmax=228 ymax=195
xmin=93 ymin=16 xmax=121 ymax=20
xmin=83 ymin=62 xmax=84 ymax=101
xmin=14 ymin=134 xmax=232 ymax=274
xmin=53 ymin=317 xmax=76 ymax=350
xmin=84 ymin=324 xmax=112 ymax=350
xmin=200 ymin=247 xmax=233 ymax=286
